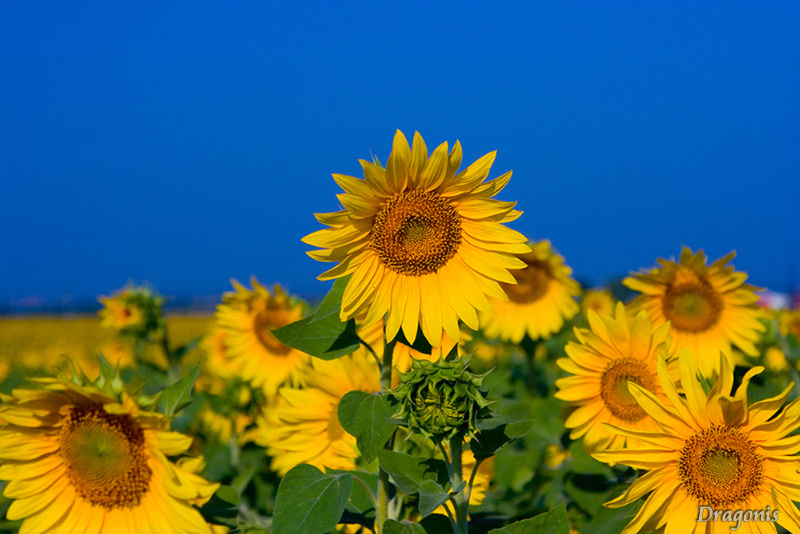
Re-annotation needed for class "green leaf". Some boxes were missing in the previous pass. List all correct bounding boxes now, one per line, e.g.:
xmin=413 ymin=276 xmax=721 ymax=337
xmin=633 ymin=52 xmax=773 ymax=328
xmin=581 ymin=499 xmax=642 ymax=534
xmin=338 ymin=391 xmax=398 ymax=462
xmin=273 ymin=464 xmax=353 ymax=534
xmin=157 ymin=364 xmax=201 ymax=417
xmin=376 ymin=450 xmax=450 ymax=496
xmin=199 ymin=486 xmax=240 ymax=528
xmin=384 ymin=519 xmax=428 ymax=534
xmin=418 ymin=479 xmax=450 ymax=517
xmin=472 ymin=401 xmax=534 ymax=460
xmin=488 ymin=503 xmax=569 ymax=534
xmin=272 ymin=277 xmax=362 ymax=360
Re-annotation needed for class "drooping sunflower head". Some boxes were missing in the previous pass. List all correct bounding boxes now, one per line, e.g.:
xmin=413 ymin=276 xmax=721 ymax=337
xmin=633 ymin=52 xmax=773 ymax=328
xmin=624 ymin=247 xmax=766 ymax=378
xmin=480 ymin=240 xmax=580 ymax=343
xmin=594 ymin=350 xmax=800 ymax=534
xmin=214 ymin=277 xmax=308 ymax=396
xmin=98 ymin=284 xmax=165 ymax=338
xmin=392 ymin=355 xmax=491 ymax=443
xmin=0 ymin=374 xmax=218 ymax=534
xmin=555 ymin=302 xmax=674 ymax=453
xmin=303 ymin=130 xmax=530 ymax=347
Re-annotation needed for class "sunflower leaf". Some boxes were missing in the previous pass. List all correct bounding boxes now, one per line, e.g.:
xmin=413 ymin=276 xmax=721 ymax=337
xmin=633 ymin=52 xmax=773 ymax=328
xmin=199 ymin=485 xmax=240 ymax=528
xmin=488 ymin=502 xmax=569 ymax=534
xmin=273 ymin=464 xmax=353 ymax=534
xmin=157 ymin=363 xmax=201 ymax=417
xmin=376 ymin=450 xmax=450 ymax=496
xmin=272 ymin=277 xmax=363 ymax=360
xmin=338 ymin=391 xmax=398 ymax=463
xmin=384 ymin=519 xmax=428 ymax=534
xmin=417 ymin=479 xmax=450 ymax=517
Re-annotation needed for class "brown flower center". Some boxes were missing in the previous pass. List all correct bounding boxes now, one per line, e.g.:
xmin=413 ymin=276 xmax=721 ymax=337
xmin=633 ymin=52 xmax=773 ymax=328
xmin=678 ymin=425 xmax=763 ymax=507
xmin=662 ymin=282 xmax=723 ymax=333
xmin=371 ymin=189 xmax=461 ymax=276
xmin=599 ymin=358 xmax=657 ymax=423
xmin=503 ymin=260 xmax=551 ymax=304
xmin=253 ymin=303 xmax=293 ymax=356
xmin=60 ymin=404 xmax=152 ymax=509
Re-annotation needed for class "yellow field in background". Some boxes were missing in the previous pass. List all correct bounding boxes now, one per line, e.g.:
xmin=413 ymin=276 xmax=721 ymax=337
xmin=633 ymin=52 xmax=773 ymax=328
xmin=0 ymin=314 xmax=214 ymax=379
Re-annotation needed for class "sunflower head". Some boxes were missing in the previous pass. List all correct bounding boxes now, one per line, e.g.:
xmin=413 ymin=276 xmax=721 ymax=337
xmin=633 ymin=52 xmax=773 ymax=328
xmin=0 ymin=366 xmax=218 ymax=534
xmin=580 ymin=289 xmax=616 ymax=318
xmin=98 ymin=284 xmax=165 ymax=339
xmin=593 ymin=349 xmax=800 ymax=534
xmin=303 ymin=130 xmax=530 ymax=347
xmin=623 ymin=247 xmax=766 ymax=377
xmin=392 ymin=355 xmax=491 ymax=443
xmin=480 ymin=240 xmax=580 ymax=342
xmin=214 ymin=278 xmax=308 ymax=396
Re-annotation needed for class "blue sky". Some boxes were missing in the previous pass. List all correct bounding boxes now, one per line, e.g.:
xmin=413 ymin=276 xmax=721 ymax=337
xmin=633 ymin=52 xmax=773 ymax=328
xmin=1 ymin=2 xmax=799 ymax=308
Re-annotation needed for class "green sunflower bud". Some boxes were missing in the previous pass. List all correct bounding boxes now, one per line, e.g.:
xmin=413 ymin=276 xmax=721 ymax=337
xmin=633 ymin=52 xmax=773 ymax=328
xmin=392 ymin=355 xmax=491 ymax=443
xmin=99 ymin=284 xmax=165 ymax=340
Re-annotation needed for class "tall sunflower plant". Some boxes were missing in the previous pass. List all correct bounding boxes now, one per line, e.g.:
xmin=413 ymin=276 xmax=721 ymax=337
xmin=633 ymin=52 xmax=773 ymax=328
xmin=270 ymin=131 xmax=551 ymax=534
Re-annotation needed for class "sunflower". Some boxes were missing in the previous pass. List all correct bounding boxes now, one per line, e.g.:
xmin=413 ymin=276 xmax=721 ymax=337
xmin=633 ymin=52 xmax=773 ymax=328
xmin=479 ymin=240 xmax=579 ymax=342
xmin=254 ymin=351 xmax=381 ymax=476
xmin=580 ymin=288 xmax=616 ymax=318
xmin=214 ymin=278 xmax=307 ymax=397
xmin=554 ymin=302 xmax=674 ymax=453
xmin=302 ymin=130 xmax=530 ymax=346
xmin=624 ymin=247 xmax=766 ymax=378
xmin=593 ymin=350 xmax=800 ymax=534
xmin=0 ymin=377 xmax=218 ymax=534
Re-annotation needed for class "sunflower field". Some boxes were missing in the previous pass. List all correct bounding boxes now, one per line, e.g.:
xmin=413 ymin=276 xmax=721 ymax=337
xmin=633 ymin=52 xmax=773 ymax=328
xmin=2 ymin=131 xmax=800 ymax=534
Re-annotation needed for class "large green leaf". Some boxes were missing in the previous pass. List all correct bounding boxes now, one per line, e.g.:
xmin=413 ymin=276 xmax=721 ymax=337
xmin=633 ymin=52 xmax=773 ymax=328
xmin=272 ymin=276 xmax=362 ymax=360
xmin=157 ymin=364 xmax=201 ymax=417
xmin=384 ymin=519 xmax=428 ymax=534
xmin=376 ymin=450 xmax=450 ymax=496
xmin=338 ymin=391 xmax=398 ymax=462
xmin=272 ymin=464 xmax=353 ymax=534
xmin=488 ymin=503 xmax=569 ymax=534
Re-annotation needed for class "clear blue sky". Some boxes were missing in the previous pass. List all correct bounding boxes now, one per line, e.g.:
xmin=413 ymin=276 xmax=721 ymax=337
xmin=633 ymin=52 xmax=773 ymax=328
xmin=2 ymin=2 xmax=799 ymax=308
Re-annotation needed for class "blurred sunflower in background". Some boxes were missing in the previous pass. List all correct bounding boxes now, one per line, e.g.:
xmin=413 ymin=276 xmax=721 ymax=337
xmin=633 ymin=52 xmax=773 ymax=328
xmin=214 ymin=278 xmax=307 ymax=397
xmin=254 ymin=351 xmax=380 ymax=475
xmin=0 ymin=375 xmax=218 ymax=534
xmin=579 ymin=288 xmax=616 ymax=318
xmin=555 ymin=302 xmax=673 ymax=453
xmin=595 ymin=351 xmax=800 ymax=534
xmin=303 ymin=130 xmax=530 ymax=346
xmin=479 ymin=240 xmax=579 ymax=342
xmin=624 ymin=247 xmax=765 ymax=378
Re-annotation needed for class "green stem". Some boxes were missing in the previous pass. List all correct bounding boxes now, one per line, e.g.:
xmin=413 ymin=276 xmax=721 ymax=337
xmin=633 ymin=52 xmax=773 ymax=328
xmin=375 ymin=336 xmax=396 ymax=534
xmin=449 ymin=434 xmax=468 ymax=534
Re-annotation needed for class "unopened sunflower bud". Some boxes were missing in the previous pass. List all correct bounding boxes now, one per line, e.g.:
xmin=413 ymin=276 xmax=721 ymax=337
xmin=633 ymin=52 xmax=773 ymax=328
xmin=99 ymin=284 xmax=165 ymax=339
xmin=392 ymin=355 xmax=491 ymax=443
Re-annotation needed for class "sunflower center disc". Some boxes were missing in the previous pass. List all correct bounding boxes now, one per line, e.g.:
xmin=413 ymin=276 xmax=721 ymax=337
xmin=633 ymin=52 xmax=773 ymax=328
xmin=503 ymin=260 xmax=551 ymax=304
xmin=599 ymin=358 xmax=656 ymax=423
xmin=371 ymin=189 xmax=461 ymax=276
xmin=678 ymin=425 xmax=763 ymax=507
xmin=662 ymin=282 xmax=723 ymax=333
xmin=60 ymin=404 xmax=152 ymax=509
xmin=253 ymin=302 xmax=293 ymax=356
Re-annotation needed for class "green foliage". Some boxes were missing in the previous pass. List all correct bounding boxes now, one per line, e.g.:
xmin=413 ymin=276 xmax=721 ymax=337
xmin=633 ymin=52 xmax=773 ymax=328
xmin=377 ymin=449 xmax=450 ymax=496
xmin=157 ymin=363 xmax=201 ymax=417
xmin=338 ymin=391 xmax=398 ymax=462
xmin=488 ymin=503 xmax=570 ymax=534
xmin=384 ymin=519 xmax=428 ymax=534
xmin=417 ymin=479 xmax=451 ymax=517
xmin=272 ymin=464 xmax=353 ymax=534
xmin=272 ymin=276 xmax=363 ymax=360
xmin=199 ymin=486 xmax=240 ymax=528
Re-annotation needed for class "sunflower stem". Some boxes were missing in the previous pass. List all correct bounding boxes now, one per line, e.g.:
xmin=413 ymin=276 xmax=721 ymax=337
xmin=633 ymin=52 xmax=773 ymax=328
xmin=449 ymin=434 xmax=468 ymax=534
xmin=376 ymin=336 xmax=396 ymax=534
